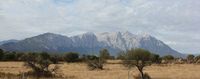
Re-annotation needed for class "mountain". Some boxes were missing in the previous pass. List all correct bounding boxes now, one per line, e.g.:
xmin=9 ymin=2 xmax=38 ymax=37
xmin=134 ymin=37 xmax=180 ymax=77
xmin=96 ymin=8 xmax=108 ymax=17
xmin=0 ymin=32 xmax=184 ymax=57
xmin=95 ymin=32 xmax=183 ymax=57
xmin=0 ymin=33 xmax=73 ymax=52
xmin=0 ymin=39 xmax=18 ymax=45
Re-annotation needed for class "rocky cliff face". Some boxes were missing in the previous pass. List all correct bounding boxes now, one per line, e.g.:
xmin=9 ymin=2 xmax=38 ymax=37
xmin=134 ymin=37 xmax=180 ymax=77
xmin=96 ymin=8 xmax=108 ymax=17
xmin=0 ymin=32 xmax=184 ymax=57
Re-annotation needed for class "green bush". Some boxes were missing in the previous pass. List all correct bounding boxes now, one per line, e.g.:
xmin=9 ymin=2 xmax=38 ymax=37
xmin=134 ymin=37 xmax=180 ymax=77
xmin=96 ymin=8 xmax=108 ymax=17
xmin=64 ymin=52 xmax=79 ymax=63
xmin=162 ymin=55 xmax=174 ymax=60
xmin=50 ymin=54 xmax=60 ymax=64
xmin=99 ymin=48 xmax=110 ymax=60
xmin=150 ymin=53 xmax=161 ymax=64
xmin=3 ymin=52 xmax=16 ymax=61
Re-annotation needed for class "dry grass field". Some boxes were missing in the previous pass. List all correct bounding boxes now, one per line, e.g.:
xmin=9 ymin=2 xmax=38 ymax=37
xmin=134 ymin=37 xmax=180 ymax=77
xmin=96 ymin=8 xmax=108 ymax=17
xmin=0 ymin=61 xmax=200 ymax=79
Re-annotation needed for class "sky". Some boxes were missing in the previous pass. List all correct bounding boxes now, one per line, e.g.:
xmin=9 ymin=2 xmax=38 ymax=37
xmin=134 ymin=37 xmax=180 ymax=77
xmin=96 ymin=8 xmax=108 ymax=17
xmin=0 ymin=0 xmax=200 ymax=54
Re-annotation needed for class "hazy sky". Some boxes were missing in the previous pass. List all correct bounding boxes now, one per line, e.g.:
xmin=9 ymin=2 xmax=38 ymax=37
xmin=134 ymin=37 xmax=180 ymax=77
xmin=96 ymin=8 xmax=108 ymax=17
xmin=0 ymin=0 xmax=200 ymax=54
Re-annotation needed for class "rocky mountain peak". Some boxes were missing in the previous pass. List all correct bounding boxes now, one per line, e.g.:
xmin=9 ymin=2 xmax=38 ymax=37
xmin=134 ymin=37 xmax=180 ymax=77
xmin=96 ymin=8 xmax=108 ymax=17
xmin=0 ymin=32 xmax=184 ymax=57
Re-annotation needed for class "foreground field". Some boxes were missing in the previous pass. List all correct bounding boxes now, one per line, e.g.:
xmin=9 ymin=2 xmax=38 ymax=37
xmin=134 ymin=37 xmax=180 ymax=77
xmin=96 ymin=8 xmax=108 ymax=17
xmin=0 ymin=61 xmax=200 ymax=79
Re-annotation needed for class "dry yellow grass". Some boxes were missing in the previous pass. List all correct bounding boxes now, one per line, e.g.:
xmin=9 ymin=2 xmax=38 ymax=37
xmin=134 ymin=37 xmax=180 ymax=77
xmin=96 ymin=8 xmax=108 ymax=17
xmin=0 ymin=61 xmax=200 ymax=79
xmin=0 ymin=62 xmax=29 ymax=74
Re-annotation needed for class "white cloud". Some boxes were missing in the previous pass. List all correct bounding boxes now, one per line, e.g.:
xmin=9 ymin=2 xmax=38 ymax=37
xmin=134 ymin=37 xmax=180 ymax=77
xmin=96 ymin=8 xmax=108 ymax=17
xmin=0 ymin=0 xmax=200 ymax=54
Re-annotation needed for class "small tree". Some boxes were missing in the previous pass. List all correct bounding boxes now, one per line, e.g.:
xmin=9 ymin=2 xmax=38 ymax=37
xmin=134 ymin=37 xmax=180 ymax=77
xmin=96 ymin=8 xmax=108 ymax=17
xmin=0 ymin=49 xmax=4 ymax=60
xmin=50 ymin=54 xmax=59 ymax=64
xmin=116 ymin=51 xmax=126 ymax=60
xmin=80 ymin=54 xmax=98 ymax=62
xmin=15 ymin=52 xmax=25 ymax=61
xmin=161 ymin=55 xmax=175 ymax=64
xmin=123 ymin=48 xmax=152 ymax=79
xmin=39 ymin=52 xmax=50 ymax=60
xmin=150 ymin=53 xmax=161 ymax=64
xmin=87 ymin=57 xmax=104 ymax=70
xmin=21 ymin=52 xmax=55 ymax=77
xmin=99 ymin=48 xmax=110 ymax=60
xmin=162 ymin=55 xmax=174 ymax=60
xmin=64 ymin=52 xmax=79 ymax=63
xmin=85 ymin=51 xmax=106 ymax=70
xmin=187 ymin=54 xmax=195 ymax=64
xmin=3 ymin=52 xmax=16 ymax=61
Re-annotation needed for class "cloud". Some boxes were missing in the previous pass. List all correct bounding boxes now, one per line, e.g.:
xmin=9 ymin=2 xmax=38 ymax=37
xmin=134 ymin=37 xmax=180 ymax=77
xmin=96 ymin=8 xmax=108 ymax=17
xmin=0 ymin=0 xmax=200 ymax=54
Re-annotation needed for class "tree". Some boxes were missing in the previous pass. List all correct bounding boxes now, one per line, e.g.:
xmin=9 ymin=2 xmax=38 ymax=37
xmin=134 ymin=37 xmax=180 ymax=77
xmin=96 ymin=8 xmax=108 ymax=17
xmin=123 ymin=48 xmax=152 ymax=79
xmin=39 ymin=52 xmax=50 ymax=60
xmin=150 ymin=53 xmax=161 ymax=64
xmin=86 ymin=55 xmax=105 ymax=70
xmin=162 ymin=55 xmax=174 ymax=60
xmin=116 ymin=51 xmax=126 ymax=60
xmin=187 ymin=54 xmax=195 ymax=63
xmin=83 ymin=53 xmax=106 ymax=70
xmin=64 ymin=52 xmax=79 ymax=63
xmin=21 ymin=52 xmax=56 ymax=77
xmin=80 ymin=54 xmax=98 ymax=62
xmin=99 ymin=48 xmax=110 ymax=60
xmin=161 ymin=55 xmax=175 ymax=64
xmin=0 ymin=49 xmax=4 ymax=60
xmin=87 ymin=57 xmax=104 ymax=70
xmin=15 ymin=52 xmax=25 ymax=61
xmin=3 ymin=52 xmax=16 ymax=61
xmin=50 ymin=54 xmax=59 ymax=64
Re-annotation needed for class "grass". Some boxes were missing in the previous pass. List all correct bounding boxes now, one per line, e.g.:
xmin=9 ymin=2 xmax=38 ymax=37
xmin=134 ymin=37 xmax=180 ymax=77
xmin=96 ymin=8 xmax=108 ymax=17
xmin=0 ymin=61 xmax=200 ymax=79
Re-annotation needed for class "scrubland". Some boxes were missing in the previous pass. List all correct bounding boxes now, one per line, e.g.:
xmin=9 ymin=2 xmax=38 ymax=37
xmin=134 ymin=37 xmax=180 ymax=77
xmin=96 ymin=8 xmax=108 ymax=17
xmin=0 ymin=61 xmax=200 ymax=79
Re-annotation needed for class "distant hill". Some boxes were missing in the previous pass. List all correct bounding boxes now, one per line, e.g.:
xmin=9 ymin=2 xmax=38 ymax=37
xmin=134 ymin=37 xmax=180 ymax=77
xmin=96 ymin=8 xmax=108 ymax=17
xmin=0 ymin=32 xmax=184 ymax=57
xmin=0 ymin=39 xmax=18 ymax=45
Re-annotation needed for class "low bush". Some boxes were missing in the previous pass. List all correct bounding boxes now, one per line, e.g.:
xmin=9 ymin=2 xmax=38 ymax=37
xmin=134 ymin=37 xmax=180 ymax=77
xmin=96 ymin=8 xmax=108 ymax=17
xmin=87 ymin=58 xmax=105 ymax=70
xmin=64 ymin=52 xmax=79 ymax=63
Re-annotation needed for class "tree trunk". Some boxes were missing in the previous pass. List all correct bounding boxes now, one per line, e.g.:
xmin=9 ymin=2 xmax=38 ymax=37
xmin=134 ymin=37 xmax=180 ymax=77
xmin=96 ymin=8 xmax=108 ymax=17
xmin=139 ymin=69 xmax=144 ymax=79
xmin=136 ymin=65 xmax=144 ymax=79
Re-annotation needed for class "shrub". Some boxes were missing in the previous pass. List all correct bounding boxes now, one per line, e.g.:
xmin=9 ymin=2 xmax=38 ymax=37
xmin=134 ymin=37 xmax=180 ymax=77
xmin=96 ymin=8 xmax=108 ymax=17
xmin=64 ymin=52 xmax=79 ymax=63
xmin=162 ymin=55 xmax=174 ymax=60
xmin=87 ymin=57 xmax=105 ymax=70
xmin=50 ymin=54 xmax=59 ymax=64
xmin=187 ymin=54 xmax=195 ymax=63
xmin=83 ymin=54 xmax=105 ymax=70
xmin=150 ymin=53 xmax=161 ymax=64
xmin=80 ymin=54 xmax=98 ymax=62
xmin=99 ymin=48 xmax=110 ymax=60
xmin=21 ymin=52 xmax=58 ymax=77
xmin=0 ymin=49 xmax=4 ymax=60
xmin=15 ymin=52 xmax=25 ymax=61
xmin=86 ymin=55 xmax=98 ymax=60
xmin=3 ymin=52 xmax=16 ymax=61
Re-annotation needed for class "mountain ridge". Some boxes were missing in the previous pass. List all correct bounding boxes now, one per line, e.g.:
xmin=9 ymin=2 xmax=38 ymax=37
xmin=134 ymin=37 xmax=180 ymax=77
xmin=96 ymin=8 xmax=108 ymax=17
xmin=0 ymin=39 xmax=19 ymax=45
xmin=0 ymin=32 xmax=184 ymax=57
